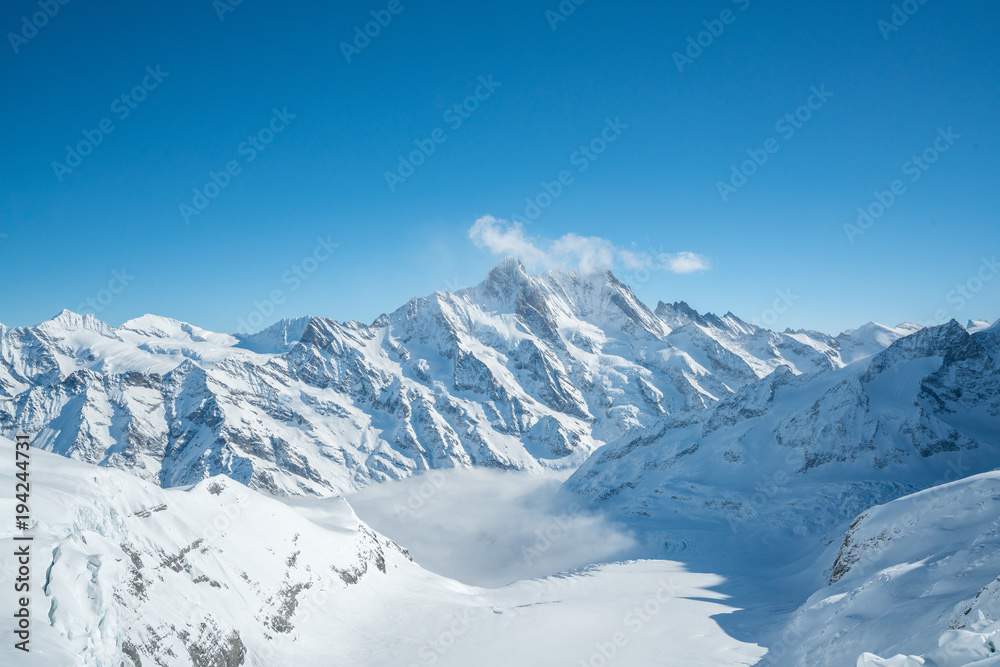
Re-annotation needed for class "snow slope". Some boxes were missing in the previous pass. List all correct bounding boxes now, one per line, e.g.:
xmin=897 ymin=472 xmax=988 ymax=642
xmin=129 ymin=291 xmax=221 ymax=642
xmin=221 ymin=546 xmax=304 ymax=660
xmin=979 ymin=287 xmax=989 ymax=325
xmin=0 ymin=437 xmax=428 ymax=665
xmin=966 ymin=319 xmax=995 ymax=334
xmin=765 ymin=471 xmax=1000 ymax=667
xmin=567 ymin=321 xmax=1000 ymax=537
xmin=0 ymin=439 xmax=765 ymax=667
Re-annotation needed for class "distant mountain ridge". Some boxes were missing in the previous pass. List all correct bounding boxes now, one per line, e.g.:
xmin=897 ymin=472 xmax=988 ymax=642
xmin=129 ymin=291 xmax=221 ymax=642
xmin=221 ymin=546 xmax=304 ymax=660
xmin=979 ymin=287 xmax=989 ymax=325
xmin=1 ymin=260 xmax=984 ymax=495
xmin=566 ymin=319 xmax=1000 ymax=536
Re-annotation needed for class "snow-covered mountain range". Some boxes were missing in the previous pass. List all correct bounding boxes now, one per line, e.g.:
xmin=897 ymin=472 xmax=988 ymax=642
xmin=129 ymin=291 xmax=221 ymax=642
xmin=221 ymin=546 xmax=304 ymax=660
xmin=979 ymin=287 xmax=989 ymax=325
xmin=3 ymin=261 xmax=998 ymax=666
xmin=567 ymin=319 xmax=1000 ymax=536
xmin=1 ymin=260 xmax=934 ymax=497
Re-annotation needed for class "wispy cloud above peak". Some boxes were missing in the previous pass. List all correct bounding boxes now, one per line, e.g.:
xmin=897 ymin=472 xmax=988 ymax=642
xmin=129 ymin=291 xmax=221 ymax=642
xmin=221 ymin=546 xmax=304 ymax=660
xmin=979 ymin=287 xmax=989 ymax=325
xmin=662 ymin=251 xmax=712 ymax=274
xmin=468 ymin=216 xmax=710 ymax=276
xmin=467 ymin=216 xmax=548 ymax=267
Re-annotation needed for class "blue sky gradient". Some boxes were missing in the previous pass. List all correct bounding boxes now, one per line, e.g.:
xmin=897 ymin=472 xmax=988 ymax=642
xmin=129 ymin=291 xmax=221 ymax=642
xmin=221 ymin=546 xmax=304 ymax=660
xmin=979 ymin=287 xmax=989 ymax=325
xmin=2 ymin=0 xmax=998 ymax=333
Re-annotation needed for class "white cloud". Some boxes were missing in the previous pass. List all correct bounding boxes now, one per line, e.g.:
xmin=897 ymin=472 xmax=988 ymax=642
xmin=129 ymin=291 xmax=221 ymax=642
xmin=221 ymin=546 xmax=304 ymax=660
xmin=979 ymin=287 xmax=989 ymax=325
xmin=550 ymin=233 xmax=617 ymax=273
xmin=660 ymin=251 xmax=711 ymax=274
xmin=467 ymin=216 xmax=547 ymax=267
xmin=468 ymin=215 xmax=710 ymax=275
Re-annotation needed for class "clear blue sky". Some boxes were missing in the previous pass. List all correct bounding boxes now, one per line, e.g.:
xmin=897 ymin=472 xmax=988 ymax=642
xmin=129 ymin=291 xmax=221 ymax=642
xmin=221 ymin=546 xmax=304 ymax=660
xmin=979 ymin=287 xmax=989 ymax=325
xmin=2 ymin=0 xmax=998 ymax=334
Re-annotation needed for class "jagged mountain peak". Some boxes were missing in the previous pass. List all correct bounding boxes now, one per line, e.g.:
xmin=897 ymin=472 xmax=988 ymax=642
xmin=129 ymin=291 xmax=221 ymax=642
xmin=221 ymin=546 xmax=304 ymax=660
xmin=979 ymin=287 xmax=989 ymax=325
xmin=654 ymin=300 xmax=758 ymax=337
xmin=655 ymin=300 xmax=706 ymax=328
xmin=478 ymin=260 xmax=626 ymax=302
xmin=840 ymin=320 xmax=922 ymax=341
xmin=484 ymin=257 xmax=531 ymax=285
xmin=38 ymin=308 xmax=115 ymax=335
xmin=164 ymin=356 xmax=207 ymax=377
xmin=544 ymin=267 xmax=668 ymax=339
xmin=655 ymin=299 xmax=696 ymax=312
xmin=882 ymin=318 xmax=966 ymax=352
xmin=121 ymin=313 xmax=234 ymax=345
xmin=717 ymin=311 xmax=757 ymax=335
xmin=819 ymin=320 xmax=923 ymax=366
xmin=966 ymin=318 xmax=993 ymax=333
xmin=235 ymin=316 xmax=313 ymax=353
xmin=453 ymin=260 xmax=669 ymax=340
xmin=895 ymin=321 xmax=923 ymax=333
xmin=546 ymin=265 xmax=624 ymax=291
xmin=841 ymin=320 xmax=891 ymax=335
xmin=471 ymin=258 xmax=541 ymax=307
xmin=862 ymin=319 xmax=971 ymax=379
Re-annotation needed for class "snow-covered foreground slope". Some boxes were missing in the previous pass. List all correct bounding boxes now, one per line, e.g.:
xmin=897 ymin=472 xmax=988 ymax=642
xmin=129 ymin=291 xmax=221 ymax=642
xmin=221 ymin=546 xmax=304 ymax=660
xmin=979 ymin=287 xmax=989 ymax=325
xmin=0 ymin=437 xmax=434 ymax=665
xmin=0 ymin=439 xmax=767 ymax=667
xmin=567 ymin=321 xmax=1000 ymax=537
xmin=1 ymin=261 xmax=912 ymax=496
xmin=563 ymin=319 xmax=1000 ymax=666
xmin=765 ymin=471 xmax=1000 ymax=667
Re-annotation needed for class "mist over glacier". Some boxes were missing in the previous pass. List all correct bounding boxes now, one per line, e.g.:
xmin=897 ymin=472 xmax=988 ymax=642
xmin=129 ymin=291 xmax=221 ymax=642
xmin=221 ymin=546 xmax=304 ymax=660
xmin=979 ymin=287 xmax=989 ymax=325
xmin=348 ymin=468 xmax=638 ymax=587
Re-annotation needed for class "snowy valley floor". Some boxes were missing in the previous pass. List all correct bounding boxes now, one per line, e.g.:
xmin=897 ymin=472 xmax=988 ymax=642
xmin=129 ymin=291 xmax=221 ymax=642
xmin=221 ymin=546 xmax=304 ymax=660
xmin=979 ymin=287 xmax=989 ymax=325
xmin=344 ymin=469 xmax=791 ymax=666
